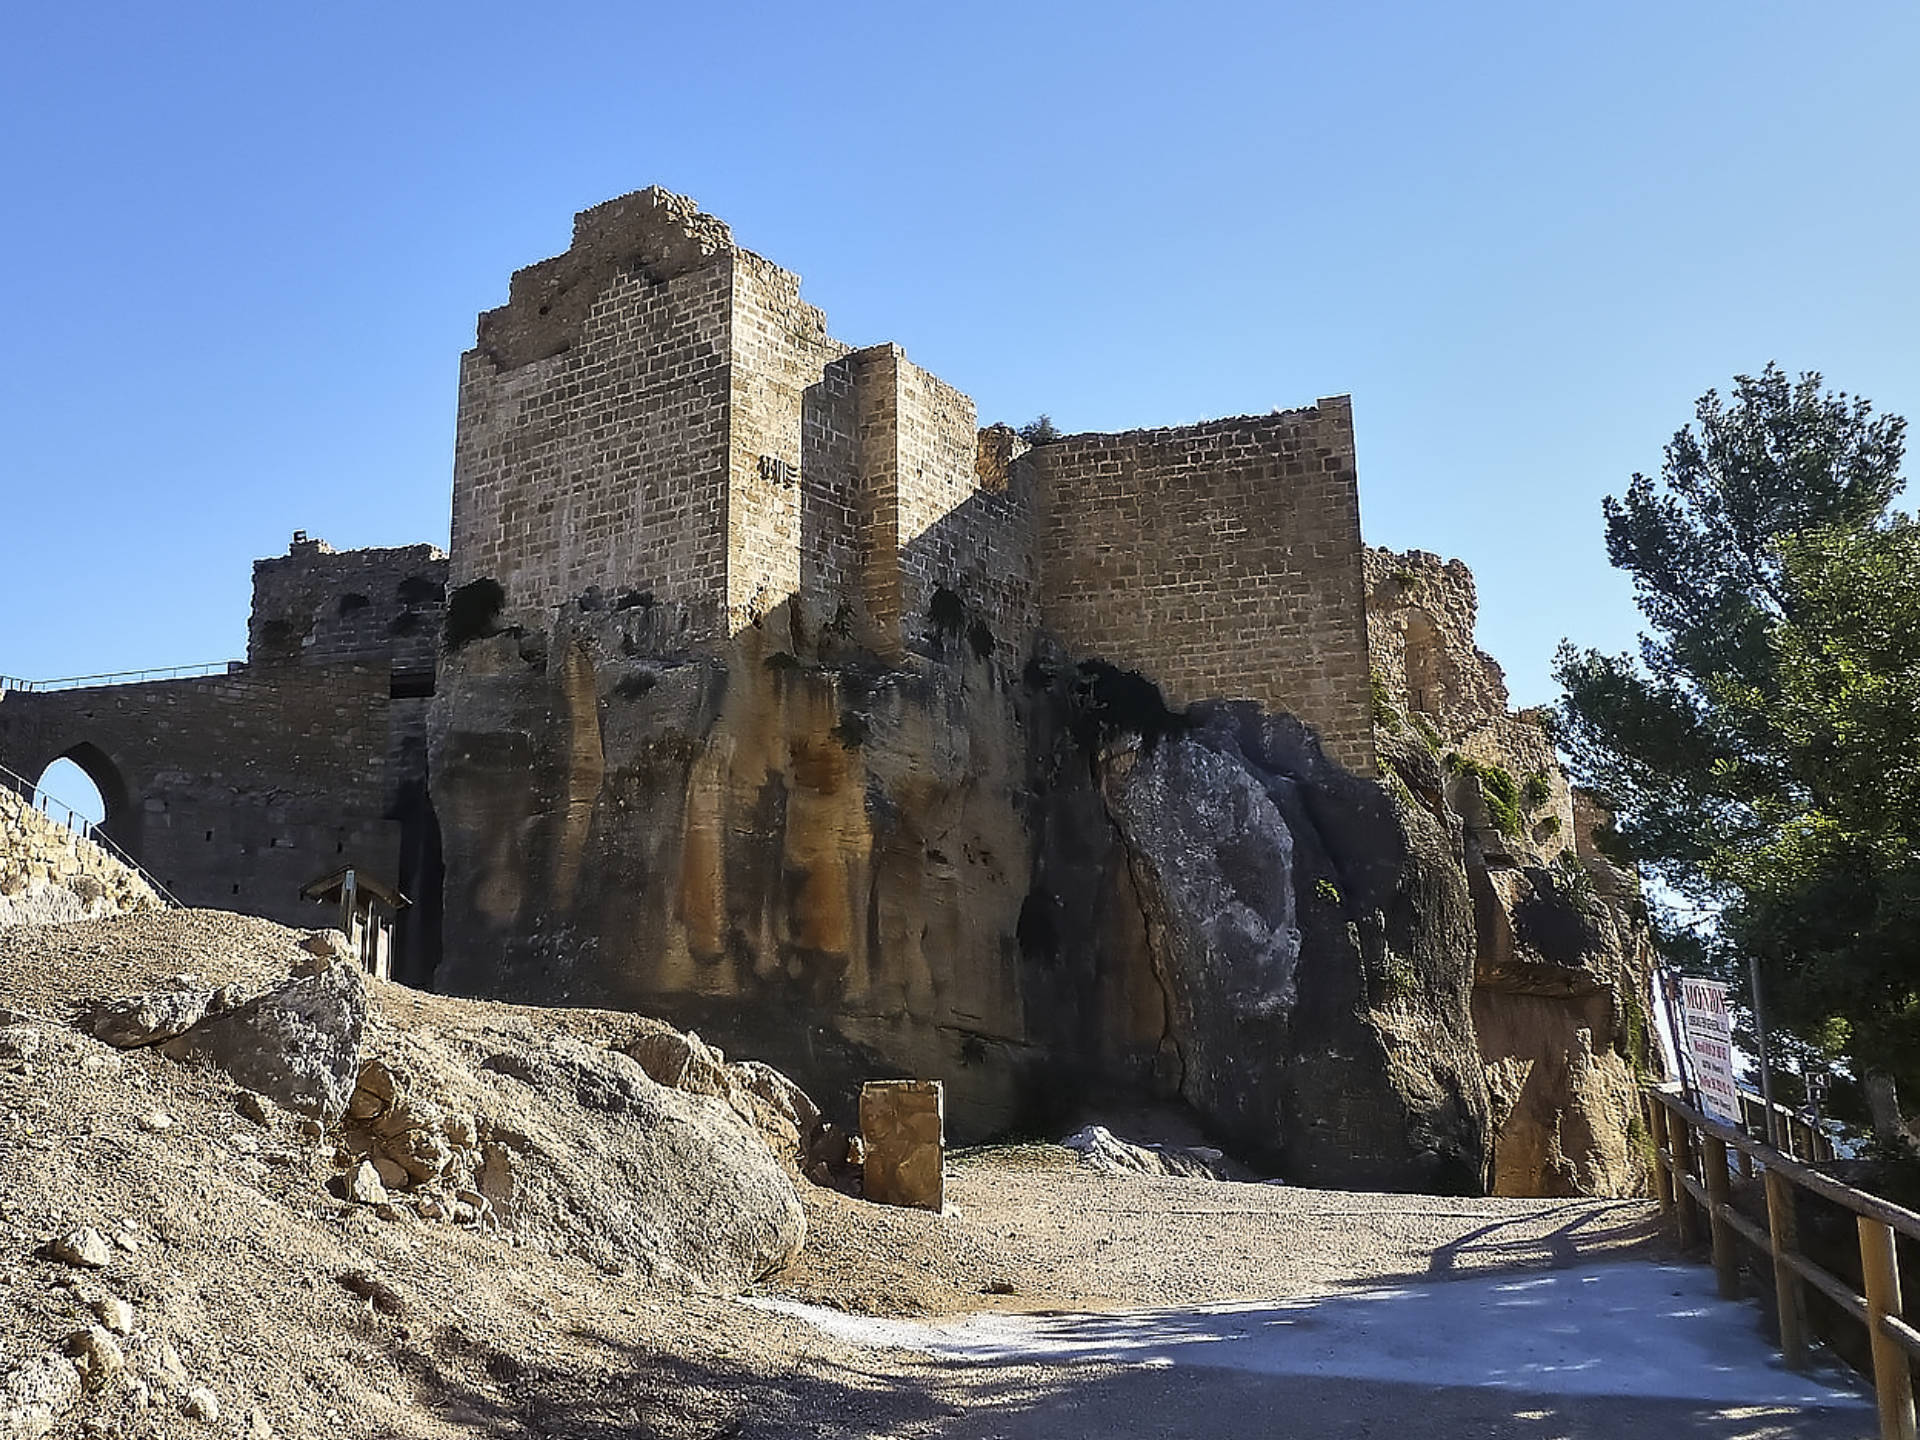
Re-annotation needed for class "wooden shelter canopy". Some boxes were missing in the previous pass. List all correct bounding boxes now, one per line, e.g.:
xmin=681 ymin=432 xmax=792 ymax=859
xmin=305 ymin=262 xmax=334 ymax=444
xmin=299 ymin=867 xmax=409 ymax=910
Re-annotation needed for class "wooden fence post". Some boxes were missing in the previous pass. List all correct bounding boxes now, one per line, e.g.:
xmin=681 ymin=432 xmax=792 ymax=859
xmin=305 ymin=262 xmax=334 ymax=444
xmin=1649 ymin=1097 xmax=1674 ymax=1215
xmin=1859 ymin=1216 xmax=1917 ymax=1440
xmin=1672 ymin=1112 xmax=1698 ymax=1245
xmin=1765 ymin=1166 xmax=1809 ymax=1370
xmin=1703 ymin=1134 xmax=1738 ymax=1299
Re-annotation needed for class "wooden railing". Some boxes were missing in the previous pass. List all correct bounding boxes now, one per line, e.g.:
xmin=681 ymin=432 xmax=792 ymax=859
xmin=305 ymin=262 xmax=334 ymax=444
xmin=1649 ymin=1084 xmax=1917 ymax=1439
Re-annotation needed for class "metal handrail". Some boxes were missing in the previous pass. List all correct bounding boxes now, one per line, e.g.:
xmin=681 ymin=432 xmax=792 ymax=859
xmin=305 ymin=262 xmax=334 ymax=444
xmin=0 ymin=761 xmax=182 ymax=908
xmin=0 ymin=661 xmax=243 ymax=693
xmin=1648 ymin=1084 xmax=1918 ymax=1438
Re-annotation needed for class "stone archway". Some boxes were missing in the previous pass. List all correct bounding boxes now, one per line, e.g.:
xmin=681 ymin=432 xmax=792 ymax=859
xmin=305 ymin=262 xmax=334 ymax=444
xmin=47 ymin=742 xmax=137 ymax=859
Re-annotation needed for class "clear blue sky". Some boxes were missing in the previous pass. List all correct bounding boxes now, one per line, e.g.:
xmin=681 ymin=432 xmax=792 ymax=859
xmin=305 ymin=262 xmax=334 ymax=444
xmin=4 ymin=1 xmax=1915 ymax=722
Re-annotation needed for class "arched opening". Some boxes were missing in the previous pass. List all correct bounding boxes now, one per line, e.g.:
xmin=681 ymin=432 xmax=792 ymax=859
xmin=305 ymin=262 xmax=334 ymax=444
xmin=37 ymin=744 xmax=135 ymax=857
xmin=33 ymin=757 xmax=106 ymax=828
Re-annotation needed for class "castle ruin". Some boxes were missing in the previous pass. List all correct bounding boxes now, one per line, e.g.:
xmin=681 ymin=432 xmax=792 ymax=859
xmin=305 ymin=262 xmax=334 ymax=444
xmin=0 ymin=189 xmax=1651 ymax=1196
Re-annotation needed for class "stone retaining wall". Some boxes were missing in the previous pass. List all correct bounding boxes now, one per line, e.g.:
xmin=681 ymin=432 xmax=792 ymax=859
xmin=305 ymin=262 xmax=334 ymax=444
xmin=0 ymin=786 xmax=161 ymax=926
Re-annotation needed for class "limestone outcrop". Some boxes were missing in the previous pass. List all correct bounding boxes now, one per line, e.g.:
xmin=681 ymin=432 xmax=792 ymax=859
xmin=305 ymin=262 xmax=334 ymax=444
xmin=1093 ymin=704 xmax=1488 ymax=1192
xmin=1367 ymin=547 xmax=1656 ymax=1197
xmin=426 ymin=586 xmax=1499 ymax=1192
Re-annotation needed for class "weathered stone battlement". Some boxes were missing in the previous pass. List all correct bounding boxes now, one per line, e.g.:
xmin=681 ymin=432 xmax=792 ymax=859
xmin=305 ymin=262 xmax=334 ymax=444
xmin=451 ymin=188 xmax=1375 ymax=770
xmin=250 ymin=537 xmax=448 ymax=681
xmin=1035 ymin=403 xmax=1372 ymax=771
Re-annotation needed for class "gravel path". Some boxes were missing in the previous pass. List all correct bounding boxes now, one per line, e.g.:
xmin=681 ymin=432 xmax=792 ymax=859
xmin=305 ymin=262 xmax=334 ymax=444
xmin=0 ymin=911 xmax=1872 ymax=1438
xmin=775 ymin=1145 xmax=1665 ymax=1315
xmin=769 ymin=1156 xmax=1869 ymax=1438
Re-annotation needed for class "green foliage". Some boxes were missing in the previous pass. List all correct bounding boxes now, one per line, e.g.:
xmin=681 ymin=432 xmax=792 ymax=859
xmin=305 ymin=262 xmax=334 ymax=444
xmin=1520 ymin=769 xmax=1553 ymax=812
xmin=1555 ymin=364 xmax=1918 ymax=1100
xmin=1376 ymin=953 xmax=1420 ymax=1004
xmin=1411 ymin=713 xmax=1443 ymax=753
xmin=1370 ymin=669 xmax=1403 ymax=731
xmin=1018 ymin=414 xmax=1061 ymax=445
xmin=1534 ymin=813 xmax=1562 ymax=840
xmin=1547 ymin=847 xmax=1601 ymax=913
xmin=1450 ymin=755 xmax=1522 ymax=837
xmin=1315 ymin=877 xmax=1343 ymax=906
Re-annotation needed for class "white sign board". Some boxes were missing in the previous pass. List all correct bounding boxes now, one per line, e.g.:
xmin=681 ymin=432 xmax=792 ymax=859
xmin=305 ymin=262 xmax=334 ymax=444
xmin=1680 ymin=977 xmax=1740 ymax=1122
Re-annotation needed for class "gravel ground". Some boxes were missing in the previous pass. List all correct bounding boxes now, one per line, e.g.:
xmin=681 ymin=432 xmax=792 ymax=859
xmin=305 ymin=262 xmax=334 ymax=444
xmin=774 ymin=1145 xmax=1664 ymax=1316
xmin=0 ymin=911 xmax=1866 ymax=1439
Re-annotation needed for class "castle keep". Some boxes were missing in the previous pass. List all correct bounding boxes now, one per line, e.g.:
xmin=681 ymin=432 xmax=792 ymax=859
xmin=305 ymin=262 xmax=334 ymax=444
xmin=449 ymin=188 xmax=1374 ymax=770
xmin=0 ymin=189 xmax=1647 ymax=1196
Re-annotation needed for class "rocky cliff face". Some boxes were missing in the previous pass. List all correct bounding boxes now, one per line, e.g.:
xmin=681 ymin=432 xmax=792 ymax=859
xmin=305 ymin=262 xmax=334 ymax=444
xmin=1367 ymin=549 xmax=1655 ymax=1198
xmin=423 ymin=549 xmax=1649 ymax=1197
xmin=426 ymin=589 xmax=1497 ymax=1192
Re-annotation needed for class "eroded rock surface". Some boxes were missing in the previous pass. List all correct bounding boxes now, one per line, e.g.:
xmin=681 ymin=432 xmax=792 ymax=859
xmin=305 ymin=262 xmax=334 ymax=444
xmin=1367 ymin=547 xmax=1657 ymax=1197
xmin=427 ymin=593 xmax=1504 ymax=1193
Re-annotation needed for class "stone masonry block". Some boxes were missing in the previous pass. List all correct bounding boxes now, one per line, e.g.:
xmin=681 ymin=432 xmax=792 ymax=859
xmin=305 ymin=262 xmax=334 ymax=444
xmin=860 ymin=1079 xmax=945 ymax=1211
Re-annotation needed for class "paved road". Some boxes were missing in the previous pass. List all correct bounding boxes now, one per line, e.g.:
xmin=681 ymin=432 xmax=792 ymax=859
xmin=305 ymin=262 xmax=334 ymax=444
xmin=762 ymin=1262 xmax=1874 ymax=1438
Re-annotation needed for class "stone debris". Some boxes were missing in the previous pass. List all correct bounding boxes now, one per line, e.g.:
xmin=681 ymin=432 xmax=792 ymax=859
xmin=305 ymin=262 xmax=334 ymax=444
xmin=62 ymin=1327 xmax=123 ymax=1388
xmin=236 ymin=1091 xmax=272 ymax=1127
xmin=0 ymin=1025 xmax=41 ymax=1072
xmin=860 ymin=1080 xmax=945 ymax=1212
xmin=49 ymin=1227 xmax=112 ymax=1270
xmin=91 ymin=1296 xmax=135 ymax=1335
xmin=1062 ymin=1125 xmax=1229 ymax=1180
xmin=336 ymin=1269 xmax=404 ymax=1315
xmin=0 ymin=1350 xmax=83 ymax=1440
xmin=296 ymin=930 xmax=351 ymax=963
xmin=624 ymin=1028 xmax=730 ymax=1096
xmin=91 ymin=981 xmax=212 ymax=1049
xmin=137 ymin=1109 xmax=174 ymax=1133
xmin=183 ymin=1386 xmax=220 ymax=1422
xmin=127 ymin=1333 xmax=188 ymax=1390
xmin=160 ymin=963 xmax=367 ymax=1120
xmin=346 ymin=1160 xmax=387 ymax=1206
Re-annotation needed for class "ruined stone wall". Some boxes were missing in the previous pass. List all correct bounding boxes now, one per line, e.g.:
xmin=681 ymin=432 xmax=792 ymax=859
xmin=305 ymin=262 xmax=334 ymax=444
xmin=248 ymin=537 xmax=447 ymax=679
xmin=1365 ymin=547 xmax=1574 ymax=855
xmin=1034 ymin=400 xmax=1375 ymax=773
xmin=0 ymin=786 xmax=162 ymax=926
xmin=0 ymin=667 xmax=402 ymax=927
xmin=451 ymin=190 xmax=735 ymax=626
xmin=852 ymin=347 xmax=1038 ymax=666
xmin=726 ymin=252 xmax=858 ymax=643
xmin=1364 ymin=545 xmax=1651 ymax=1197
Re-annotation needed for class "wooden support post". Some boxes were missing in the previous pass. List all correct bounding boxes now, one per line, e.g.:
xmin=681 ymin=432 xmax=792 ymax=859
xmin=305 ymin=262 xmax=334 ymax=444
xmin=1859 ymin=1216 xmax=1917 ymax=1440
xmin=1703 ymin=1134 xmax=1738 ymax=1299
xmin=1649 ymin=1098 xmax=1674 ymax=1214
xmin=1766 ymin=1166 xmax=1809 ymax=1370
xmin=1739 ymin=1147 xmax=1755 ymax=1181
xmin=1672 ymin=1113 xmax=1698 ymax=1245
